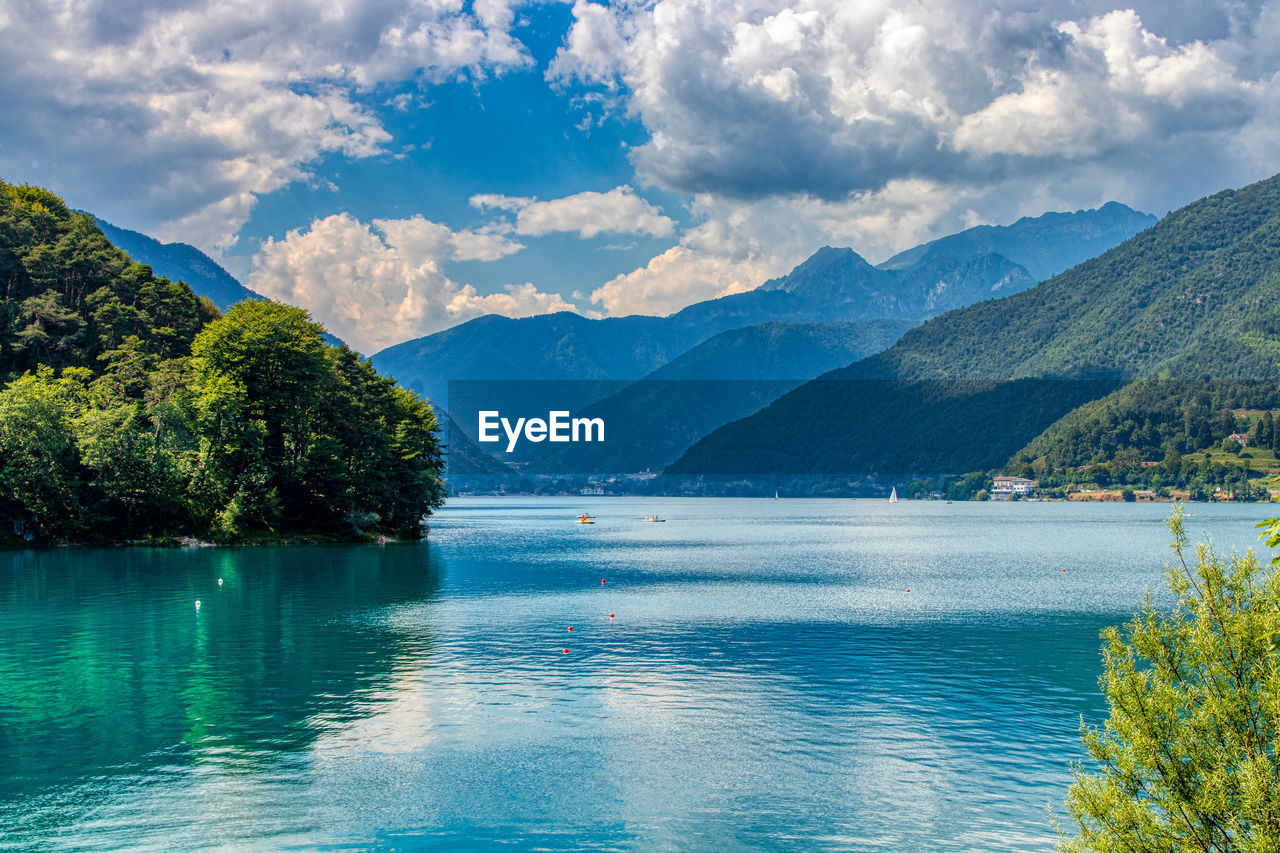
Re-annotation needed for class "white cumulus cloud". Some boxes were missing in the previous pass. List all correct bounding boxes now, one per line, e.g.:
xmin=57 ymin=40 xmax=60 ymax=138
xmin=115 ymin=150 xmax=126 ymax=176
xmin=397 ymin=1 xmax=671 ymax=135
xmin=550 ymin=0 xmax=1280 ymax=213
xmin=953 ymin=10 xmax=1260 ymax=159
xmin=248 ymin=213 xmax=570 ymax=353
xmin=470 ymin=186 xmax=675 ymax=238
xmin=0 ymin=0 xmax=531 ymax=251
xmin=588 ymin=246 xmax=768 ymax=318
xmin=551 ymin=0 xmax=1280 ymax=319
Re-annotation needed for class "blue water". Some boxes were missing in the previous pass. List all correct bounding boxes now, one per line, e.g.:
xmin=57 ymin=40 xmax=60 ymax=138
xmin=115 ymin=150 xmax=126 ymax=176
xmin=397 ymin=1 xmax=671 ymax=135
xmin=0 ymin=498 xmax=1267 ymax=851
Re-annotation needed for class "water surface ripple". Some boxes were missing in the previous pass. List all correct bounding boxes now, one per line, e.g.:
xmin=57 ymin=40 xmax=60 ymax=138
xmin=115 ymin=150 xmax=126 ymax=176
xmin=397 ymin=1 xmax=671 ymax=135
xmin=0 ymin=498 xmax=1264 ymax=851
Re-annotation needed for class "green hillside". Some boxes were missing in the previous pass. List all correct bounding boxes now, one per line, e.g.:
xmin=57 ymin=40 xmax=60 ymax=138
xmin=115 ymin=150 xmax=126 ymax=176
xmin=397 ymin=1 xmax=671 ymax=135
xmin=0 ymin=180 xmax=444 ymax=543
xmin=670 ymin=173 xmax=1280 ymax=479
xmin=995 ymin=375 xmax=1280 ymax=499
xmin=1 ymin=186 xmax=218 ymax=380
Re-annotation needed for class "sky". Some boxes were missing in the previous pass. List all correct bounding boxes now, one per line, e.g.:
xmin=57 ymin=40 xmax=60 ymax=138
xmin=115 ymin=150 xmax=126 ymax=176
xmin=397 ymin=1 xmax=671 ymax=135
xmin=2 ymin=0 xmax=1280 ymax=353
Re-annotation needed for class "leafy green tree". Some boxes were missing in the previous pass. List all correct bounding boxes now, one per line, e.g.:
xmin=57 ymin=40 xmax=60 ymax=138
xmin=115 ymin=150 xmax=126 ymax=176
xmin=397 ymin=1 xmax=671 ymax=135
xmin=322 ymin=344 xmax=444 ymax=535
xmin=75 ymin=401 xmax=187 ymax=537
xmin=187 ymin=301 xmax=444 ymax=540
xmin=1058 ymin=504 xmax=1280 ymax=851
xmin=0 ymin=366 xmax=89 ymax=538
xmin=188 ymin=301 xmax=332 ymax=535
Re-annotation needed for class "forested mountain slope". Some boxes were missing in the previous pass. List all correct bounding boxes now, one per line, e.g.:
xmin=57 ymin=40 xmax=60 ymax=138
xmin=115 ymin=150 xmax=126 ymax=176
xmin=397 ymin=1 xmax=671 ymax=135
xmin=670 ymin=173 xmax=1280 ymax=477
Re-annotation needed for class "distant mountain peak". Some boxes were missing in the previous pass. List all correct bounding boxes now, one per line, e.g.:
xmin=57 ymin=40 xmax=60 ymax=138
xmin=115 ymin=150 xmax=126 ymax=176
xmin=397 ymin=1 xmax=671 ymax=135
xmin=760 ymin=246 xmax=873 ymax=293
xmin=375 ymin=202 xmax=1152 ymax=413
xmin=877 ymin=202 xmax=1156 ymax=282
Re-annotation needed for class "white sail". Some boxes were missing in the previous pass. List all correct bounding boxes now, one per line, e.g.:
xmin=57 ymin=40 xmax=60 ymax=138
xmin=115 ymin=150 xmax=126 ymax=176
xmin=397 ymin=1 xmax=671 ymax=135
xmin=889 ymin=487 xmax=898 ymax=503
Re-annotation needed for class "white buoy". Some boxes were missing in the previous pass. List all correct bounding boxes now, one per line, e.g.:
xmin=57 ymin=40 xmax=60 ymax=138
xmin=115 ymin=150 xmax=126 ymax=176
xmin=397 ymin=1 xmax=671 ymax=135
xmin=195 ymin=600 xmax=201 ymax=611
xmin=217 ymin=578 xmax=223 ymax=587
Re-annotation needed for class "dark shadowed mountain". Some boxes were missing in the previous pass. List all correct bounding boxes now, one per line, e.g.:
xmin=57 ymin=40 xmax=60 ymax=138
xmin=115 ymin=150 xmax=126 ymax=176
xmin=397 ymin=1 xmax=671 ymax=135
xmin=93 ymin=218 xmax=262 ymax=310
xmin=475 ymin=319 xmax=917 ymax=475
xmin=669 ymin=174 xmax=1280 ymax=479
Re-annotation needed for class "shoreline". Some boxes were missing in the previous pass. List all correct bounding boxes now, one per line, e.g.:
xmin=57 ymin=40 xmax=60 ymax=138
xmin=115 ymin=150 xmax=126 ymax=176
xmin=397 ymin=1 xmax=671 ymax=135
xmin=444 ymin=492 xmax=1271 ymax=504
xmin=1 ymin=531 xmax=414 ymax=550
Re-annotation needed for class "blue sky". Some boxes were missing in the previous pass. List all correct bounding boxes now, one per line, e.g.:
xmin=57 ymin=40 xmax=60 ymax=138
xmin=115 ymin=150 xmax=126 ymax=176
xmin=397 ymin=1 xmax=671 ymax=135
xmin=2 ymin=0 xmax=1279 ymax=352
xmin=234 ymin=2 xmax=673 ymax=298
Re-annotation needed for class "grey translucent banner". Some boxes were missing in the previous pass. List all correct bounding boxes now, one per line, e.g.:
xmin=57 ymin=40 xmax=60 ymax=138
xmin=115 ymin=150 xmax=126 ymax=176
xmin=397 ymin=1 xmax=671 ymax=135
xmin=443 ymin=377 xmax=1280 ymax=497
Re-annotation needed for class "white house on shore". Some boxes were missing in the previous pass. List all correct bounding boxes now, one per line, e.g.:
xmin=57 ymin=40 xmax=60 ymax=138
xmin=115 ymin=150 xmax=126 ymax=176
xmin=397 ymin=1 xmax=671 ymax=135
xmin=992 ymin=476 xmax=1037 ymax=500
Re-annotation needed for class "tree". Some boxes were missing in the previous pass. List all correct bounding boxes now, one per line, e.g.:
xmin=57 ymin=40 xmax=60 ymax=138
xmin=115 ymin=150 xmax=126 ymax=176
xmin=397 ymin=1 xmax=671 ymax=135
xmin=187 ymin=301 xmax=444 ymax=540
xmin=0 ymin=366 xmax=89 ymax=539
xmin=1058 ymin=504 xmax=1280 ymax=851
xmin=189 ymin=301 xmax=330 ymax=536
xmin=75 ymin=401 xmax=187 ymax=538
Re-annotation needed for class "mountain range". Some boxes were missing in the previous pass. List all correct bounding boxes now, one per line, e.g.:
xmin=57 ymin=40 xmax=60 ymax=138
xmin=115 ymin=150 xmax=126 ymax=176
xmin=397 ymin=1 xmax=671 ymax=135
xmin=17 ymin=173 xmax=1280 ymax=496
xmin=377 ymin=203 xmax=1153 ymax=433
xmin=429 ymin=203 xmax=1153 ymax=475
xmin=669 ymin=173 xmax=1280 ymax=481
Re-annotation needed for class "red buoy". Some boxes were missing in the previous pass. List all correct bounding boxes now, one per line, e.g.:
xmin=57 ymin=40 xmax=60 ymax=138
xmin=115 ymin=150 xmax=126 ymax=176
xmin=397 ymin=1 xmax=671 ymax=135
xmin=601 ymin=579 xmax=606 ymax=585
xmin=563 ymin=648 xmax=569 ymax=654
xmin=906 ymin=589 xmax=911 ymax=593
xmin=567 ymin=626 xmax=573 ymax=632
xmin=609 ymin=613 xmax=614 ymax=619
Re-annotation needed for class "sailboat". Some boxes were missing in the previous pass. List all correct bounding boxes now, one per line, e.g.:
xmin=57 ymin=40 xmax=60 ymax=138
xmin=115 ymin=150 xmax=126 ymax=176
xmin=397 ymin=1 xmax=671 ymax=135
xmin=889 ymin=487 xmax=899 ymax=503
xmin=774 ymin=490 xmax=779 ymax=500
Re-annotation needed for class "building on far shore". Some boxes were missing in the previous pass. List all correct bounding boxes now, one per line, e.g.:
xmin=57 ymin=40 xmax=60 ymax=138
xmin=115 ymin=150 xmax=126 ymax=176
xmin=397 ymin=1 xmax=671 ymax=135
xmin=992 ymin=476 xmax=1037 ymax=500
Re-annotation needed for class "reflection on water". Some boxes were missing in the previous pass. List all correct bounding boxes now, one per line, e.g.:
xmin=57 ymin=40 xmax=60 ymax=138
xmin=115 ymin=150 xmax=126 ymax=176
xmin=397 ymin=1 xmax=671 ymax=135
xmin=0 ymin=545 xmax=441 ymax=846
xmin=0 ymin=499 xmax=1267 ymax=851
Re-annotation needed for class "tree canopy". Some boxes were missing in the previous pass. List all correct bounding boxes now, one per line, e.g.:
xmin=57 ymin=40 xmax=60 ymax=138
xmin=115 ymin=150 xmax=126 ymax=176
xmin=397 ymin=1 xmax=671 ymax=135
xmin=1059 ymin=504 xmax=1280 ymax=851
xmin=1 ymin=180 xmax=444 ymax=543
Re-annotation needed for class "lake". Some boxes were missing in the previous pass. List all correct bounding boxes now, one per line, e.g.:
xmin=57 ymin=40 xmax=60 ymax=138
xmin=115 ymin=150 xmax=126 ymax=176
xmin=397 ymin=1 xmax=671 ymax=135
xmin=0 ymin=498 xmax=1268 ymax=851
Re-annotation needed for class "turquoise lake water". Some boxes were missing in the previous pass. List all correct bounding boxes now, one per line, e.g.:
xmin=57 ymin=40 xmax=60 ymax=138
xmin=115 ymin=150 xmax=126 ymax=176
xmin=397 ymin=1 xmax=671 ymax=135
xmin=0 ymin=498 xmax=1269 ymax=851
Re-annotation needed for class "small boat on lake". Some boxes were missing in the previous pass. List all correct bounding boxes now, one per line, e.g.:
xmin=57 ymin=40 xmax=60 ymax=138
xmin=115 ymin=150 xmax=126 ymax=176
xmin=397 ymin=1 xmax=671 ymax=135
xmin=577 ymin=513 xmax=595 ymax=524
xmin=644 ymin=515 xmax=666 ymax=522
xmin=889 ymin=487 xmax=899 ymax=503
